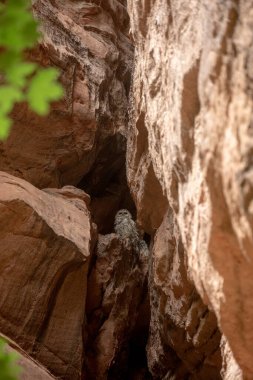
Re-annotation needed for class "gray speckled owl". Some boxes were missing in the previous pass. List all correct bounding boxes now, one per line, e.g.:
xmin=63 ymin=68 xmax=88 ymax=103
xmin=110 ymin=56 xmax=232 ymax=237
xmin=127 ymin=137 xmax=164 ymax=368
xmin=114 ymin=209 xmax=150 ymax=255
xmin=114 ymin=209 xmax=139 ymax=246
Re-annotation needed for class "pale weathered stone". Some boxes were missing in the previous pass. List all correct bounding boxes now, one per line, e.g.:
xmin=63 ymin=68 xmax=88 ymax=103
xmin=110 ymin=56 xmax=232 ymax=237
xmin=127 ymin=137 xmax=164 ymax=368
xmin=220 ymin=336 xmax=243 ymax=380
xmin=148 ymin=210 xmax=222 ymax=379
xmin=128 ymin=0 xmax=253 ymax=377
xmin=0 ymin=171 xmax=94 ymax=380
xmin=0 ymin=0 xmax=252 ymax=378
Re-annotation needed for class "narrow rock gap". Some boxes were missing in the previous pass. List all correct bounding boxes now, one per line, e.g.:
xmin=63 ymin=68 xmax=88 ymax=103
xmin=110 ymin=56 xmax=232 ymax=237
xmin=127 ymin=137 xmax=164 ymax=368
xmin=84 ymin=231 xmax=152 ymax=379
xmin=74 ymin=129 xmax=152 ymax=378
xmin=125 ymin=284 xmax=152 ymax=380
xmin=77 ymin=133 xmax=136 ymax=234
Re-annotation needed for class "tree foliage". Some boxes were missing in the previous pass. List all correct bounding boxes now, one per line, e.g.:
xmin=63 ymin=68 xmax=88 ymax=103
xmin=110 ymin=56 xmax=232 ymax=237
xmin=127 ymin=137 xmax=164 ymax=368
xmin=0 ymin=0 xmax=63 ymax=139
xmin=0 ymin=339 xmax=20 ymax=380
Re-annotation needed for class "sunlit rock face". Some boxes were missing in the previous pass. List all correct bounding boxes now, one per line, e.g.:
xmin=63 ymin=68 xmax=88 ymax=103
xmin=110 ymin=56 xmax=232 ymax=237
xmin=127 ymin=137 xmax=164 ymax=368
xmin=128 ymin=0 xmax=253 ymax=378
xmin=0 ymin=0 xmax=133 ymax=189
xmin=0 ymin=0 xmax=252 ymax=379
xmin=0 ymin=172 xmax=94 ymax=380
xmin=148 ymin=210 xmax=222 ymax=379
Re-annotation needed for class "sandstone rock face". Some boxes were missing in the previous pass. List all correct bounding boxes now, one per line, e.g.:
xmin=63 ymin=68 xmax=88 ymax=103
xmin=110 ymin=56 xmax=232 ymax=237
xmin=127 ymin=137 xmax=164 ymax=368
xmin=0 ymin=0 xmax=252 ymax=379
xmin=148 ymin=211 xmax=221 ymax=379
xmin=0 ymin=0 xmax=133 ymax=189
xmin=220 ymin=336 xmax=243 ymax=380
xmin=127 ymin=107 xmax=168 ymax=233
xmin=0 ymin=172 xmax=94 ymax=380
xmin=128 ymin=0 xmax=253 ymax=378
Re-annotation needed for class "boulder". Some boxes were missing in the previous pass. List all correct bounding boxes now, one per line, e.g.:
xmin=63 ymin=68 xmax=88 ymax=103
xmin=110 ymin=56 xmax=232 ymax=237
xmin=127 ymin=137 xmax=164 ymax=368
xmin=0 ymin=172 xmax=95 ymax=380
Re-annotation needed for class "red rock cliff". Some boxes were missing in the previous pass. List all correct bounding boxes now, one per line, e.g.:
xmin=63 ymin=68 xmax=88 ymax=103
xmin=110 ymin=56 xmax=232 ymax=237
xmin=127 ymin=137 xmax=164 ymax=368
xmin=0 ymin=1 xmax=252 ymax=379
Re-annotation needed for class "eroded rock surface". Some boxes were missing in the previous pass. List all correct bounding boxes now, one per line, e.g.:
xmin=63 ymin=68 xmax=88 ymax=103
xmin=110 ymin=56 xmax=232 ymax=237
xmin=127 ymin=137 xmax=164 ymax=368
xmin=0 ymin=172 xmax=94 ymax=380
xmin=0 ymin=0 xmax=133 ymax=189
xmin=148 ymin=211 xmax=221 ymax=379
xmin=128 ymin=0 xmax=253 ymax=378
xmin=0 ymin=0 xmax=252 ymax=379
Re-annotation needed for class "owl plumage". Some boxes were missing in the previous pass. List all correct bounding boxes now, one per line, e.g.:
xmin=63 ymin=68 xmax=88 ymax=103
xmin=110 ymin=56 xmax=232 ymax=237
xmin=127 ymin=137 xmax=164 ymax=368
xmin=114 ymin=209 xmax=139 ymax=245
xmin=114 ymin=209 xmax=149 ymax=256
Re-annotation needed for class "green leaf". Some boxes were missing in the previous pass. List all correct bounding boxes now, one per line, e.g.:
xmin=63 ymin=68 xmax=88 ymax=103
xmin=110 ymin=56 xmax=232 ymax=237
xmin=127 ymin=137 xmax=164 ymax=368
xmin=0 ymin=51 xmax=20 ymax=72
xmin=0 ymin=0 xmax=63 ymax=140
xmin=0 ymin=86 xmax=23 ymax=114
xmin=27 ymin=68 xmax=64 ymax=115
xmin=6 ymin=62 xmax=37 ymax=87
xmin=0 ymin=338 xmax=21 ymax=380
xmin=0 ymin=0 xmax=39 ymax=51
xmin=0 ymin=114 xmax=12 ymax=140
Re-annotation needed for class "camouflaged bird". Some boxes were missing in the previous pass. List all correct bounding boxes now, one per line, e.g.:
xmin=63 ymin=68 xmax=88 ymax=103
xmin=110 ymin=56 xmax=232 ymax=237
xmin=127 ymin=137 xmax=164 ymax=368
xmin=114 ymin=209 xmax=149 ymax=256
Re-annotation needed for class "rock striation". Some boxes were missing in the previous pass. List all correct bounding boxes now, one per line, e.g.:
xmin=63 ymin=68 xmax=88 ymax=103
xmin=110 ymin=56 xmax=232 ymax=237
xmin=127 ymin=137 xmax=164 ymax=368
xmin=0 ymin=0 xmax=252 ymax=379
xmin=148 ymin=211 xmax=221 ymax=379
xmin=128 ymin=0 xmax=253 ymax=378
xmin=0 ymin=0 xmax=133 ymax=189
xmin=0 ymin=172 xmax=94 ymax=379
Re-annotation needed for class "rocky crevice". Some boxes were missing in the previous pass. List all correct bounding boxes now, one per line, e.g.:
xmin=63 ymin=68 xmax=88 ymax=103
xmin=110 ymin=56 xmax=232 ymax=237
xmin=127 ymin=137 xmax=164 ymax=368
xmin=0 ymin=0 xmax=252 ymax=379
xmin=85 ymin=229 xmax=150 ymax=379
xmin=78 ymin=133 xmax=136 ymax=234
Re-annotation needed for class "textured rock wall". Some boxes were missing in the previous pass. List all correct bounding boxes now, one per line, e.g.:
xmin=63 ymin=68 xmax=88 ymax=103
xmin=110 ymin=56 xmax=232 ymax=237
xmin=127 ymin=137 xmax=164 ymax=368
xmin=148 ymin=210 xmax=221 ymax=379
xmin=128 ymin=0 xmax=253 ymax=378
xmin=0 ymin=0 xmax=133 ymax=189
xmin=0 ymin=172 xmax=94 ymax=379
xmin=0 ymin=1 xmax=137 ymax=379
xmin=0 ymin=0 xmax=252 ymax=379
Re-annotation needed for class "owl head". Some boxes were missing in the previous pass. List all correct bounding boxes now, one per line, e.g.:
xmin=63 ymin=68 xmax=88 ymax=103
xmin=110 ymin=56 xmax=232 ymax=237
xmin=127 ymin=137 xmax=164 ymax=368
xmin=114 ymin=209 xmax=132 ymax=224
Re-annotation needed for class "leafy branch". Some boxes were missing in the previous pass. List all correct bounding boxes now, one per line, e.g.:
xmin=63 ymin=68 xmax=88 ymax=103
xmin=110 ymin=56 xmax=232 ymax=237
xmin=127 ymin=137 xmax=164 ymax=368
xmin=0 ymin=0 xmax=64 ymax=139
xmin=0 ymin=339 xmax=21 ymax=380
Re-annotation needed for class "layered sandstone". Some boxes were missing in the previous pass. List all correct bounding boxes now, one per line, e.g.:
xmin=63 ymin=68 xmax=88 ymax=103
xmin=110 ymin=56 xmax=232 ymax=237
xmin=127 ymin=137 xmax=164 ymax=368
xmin=128 ymin=0 xmax=253 ymax=378
xmin=0 ymin=172 xmax=94 ymax=379
xmin=0 ymin=0 xmax=133 ymax=189
xmin=0 ymin=0 xmax=252 ymax=379
xmin=148 ymin=211 xmax=221 ymax=379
